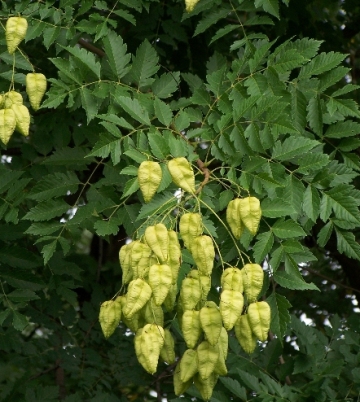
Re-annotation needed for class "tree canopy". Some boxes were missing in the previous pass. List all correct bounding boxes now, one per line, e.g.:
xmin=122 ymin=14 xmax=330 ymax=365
xmin=1 ymin=0 xmax=360 ymax=401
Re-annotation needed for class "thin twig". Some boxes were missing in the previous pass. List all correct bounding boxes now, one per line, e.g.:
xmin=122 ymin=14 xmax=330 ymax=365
xmin=78 ymin=38 xmax=105 ymax=57
xmin=195 ymin=159 xmax=210 ymax=195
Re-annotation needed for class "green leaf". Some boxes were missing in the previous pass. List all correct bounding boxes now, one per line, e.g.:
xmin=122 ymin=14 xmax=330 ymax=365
xmin=102 ymin=31 xmax=131 ymax=79
xmin=253 ymin=231 xmax=274 ymax=263
xmin=307 ymin=96 xmax=323 ymax=136
xmin=267 ymin=292 xmax=292 ymax=340
xmin=87 ymin=133 xmax=122 ymax=165
xmin=148 ymin=130 xmax=170 ymax=159
xmin=272 ymin=136 xmax=319 ymax=161
xmin=303 ymin=185 xmax=320 ymax=222
xmin=324 ymin=186 xmax=360 ymax=224
xmin=130 ymin=39 xmax=159 ymax=89
xmin=115 ymin=96 xmax=151 ymax=125
xmin=124 ymin=148 xmax=147 ymax=163
xmin=254 ymin=0 xmax=279 ymax=18
xmin=41 ymin=241 xmax=57 ymax=264
xmin=261 ymin=198 xmax=295 ymax=218
xmin=327 ymin=98 xmax=360 ymax=118
xmin=317 ymin=221 xmax=333 ymax=247
xmin=121 ymin=177 xmax=140 ymax=199
xmin=80 ymin=87 xmax=101 ymax=124
xmin=94 ymin=219 xmax=120 ymax=236
xmin=167 ymin=135 xmax=188 ymax=158
xmin=64 ymin=45 xmax=101 ymax=79
xmin=219 ymin=377 xmax=247 ymax=400
xmin=27 ymin=172 xmax=80 ymax=202
xmin=152 ymin=72 xmax=180 ymax=98
xmin=23 ymin=200 xmax=70 ymax=222
xmin=137 ymin=192 xmax=178 ymax=220
xmin=299 ymin=52 xmax=346 ymax=79
xmin=154 ymin=97 xmax=173 ymax=126
xmin=7 ymin=289 xmax=40 ymax=302
xmin=335 ymin=228 xmax=360 ymax=260
xmin=325 ymin=121 xmax=360 ymax=139
xmin=274 ymin=271 xmax=319 ymax=291
xmin=12 ymin=311 xmax=29 ymax=331
xmin=194 ymin=8 xmax=231 ymax=36
xmin=272 ymin=219 xmax=306 ymax=238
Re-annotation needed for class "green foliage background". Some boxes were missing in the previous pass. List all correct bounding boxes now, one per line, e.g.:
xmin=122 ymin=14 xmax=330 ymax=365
xmin=1 ymin=0 xmax=360 ymax=401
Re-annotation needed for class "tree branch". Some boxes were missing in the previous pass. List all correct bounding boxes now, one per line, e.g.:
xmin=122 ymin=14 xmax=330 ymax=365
xmin=195 ymin=159 xmax=210 ymax=195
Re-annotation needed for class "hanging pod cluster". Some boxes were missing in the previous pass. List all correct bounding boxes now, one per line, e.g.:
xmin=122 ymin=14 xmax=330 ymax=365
xmin=5 ymin=16 xmax=28 ymax=54
xmin=137 ymin=157 xmax=196 ymax=203
xmin=226 ymin=196 xmax=262 ymax=239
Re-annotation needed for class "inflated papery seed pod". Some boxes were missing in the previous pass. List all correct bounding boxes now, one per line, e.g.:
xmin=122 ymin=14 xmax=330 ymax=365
xmin=199 ymin=301 xmax=222 ymax=346
xmin=3 ymin=91 xmax=23 ymax=108
xmin=180 ymin=273 xmax=202 ymax=310
xmin=242 ymin=263 xmax=264 ymax=302
xmin=148 ymin=264 xmax=172 ymax=305
xmin=174 ymin=362 xmax=192 ymax=396
xmin=123 ymin=278 xmax=152 ymax=318
xmin=119 ymin=242 xmax=134 ymax=285
xmin=197 ymin=341 xmax=219 ymax=380
xmin=143 ymin=297 xmax=164 ymax=326
xmin=26 ymin=73 xmax=47 ymax=111
xmin=182 ymin=310 xmax=202 ymax=349
xmin=120 ymin=296 xmax=143 ymax=332
xmin=145 ymin=223 xmax=168 ymax=262
xmin=163 ymin=283 xmax=177 ymax=312
xmin=220 ymin=290 xmax=244 ymax=331
xmin=221 ymin=267 xmax=243 ymax=292
xmin=6 ymin=17 xmax=28 ymax=54
xmin=99 ymin=297 xmax=122 ymax=338
xmin=238 ymin=197 xmax=262 ymax=235
xmin=134 ymin=329 xmax=149 ymax=372
xmin=180 ymin=348 xmax=198 ymax=382
xmin=235 ymin=314 xmax=257 ymax=354
xmin=218 ymin=327 xmax=228 ymax=361
xmin=11 ymin=104 xmax=30 ymax=136
xmin=138 ymin=160 xmax=162 ymax=203
xmin=129 ymin=240 xmax=152 ymax=279
xmin=0 ymin=109 xmax=16 ymax=145
xmin=160 ymin=328 xmax=176 ymax=364
xmin=179 ymin=213 xmax=203 ymax=250
xmin=199 ymin=275 xmax=211 ymax=301
xmin=0 ymin=95 xmax=4 ymax=108
xmin=191 ymin=236 xmax=215 ymax=276
xmin=168 ymin=230 xmax=181 ymax=282
xmin=168 ymin=157 xmax=196 ymax=193
xmin=194 ymin=373 xmax=219 ymax=401
xmin=214 ymin=345 xmax=227 ymax=376
xmin=247 ymin=301 xmax=271 ymax=342
xmin=141 ymin=324 xmax=165 ymax=374
xmin=226 ymin=199 xmax=243 ymax=240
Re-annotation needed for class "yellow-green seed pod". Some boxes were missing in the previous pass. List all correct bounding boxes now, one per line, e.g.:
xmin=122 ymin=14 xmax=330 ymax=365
xmin=185 ymin=0 xmax=200 ymax=13
xmin=200 ymin=301 xmax=222 ymax=346
xmin=141 ymin=323 xmax=165 ymax=374
xmin=242 ymin=263 xmax=264 ymax=302
xmin=138 ymin=160 xmax=162 ymax=203
xmin=130 ymin=241 xmax=153 ymax=278
xmin=168 ymin=157 xmax=196 ymax=193
xmin=197 ymin=341 xmax=219 ymax=380
xmin=174 ymin=362 xmax=192 ymax=396
xmin=180 ymin=274 xmax=202 ymax=310
xmin=221 ymin=267 xmax=243 ymax=292
xmin=234 ymin=314 xmax=257 ymax=354
xmin=168 ymin=230 xmax=181 ymax=282
xmin=148 ymin=264 xmax=172 ymax=305
xmin=3 ymin=91 xmax=23 ymax=108
xmin=194 ymin=373 xmax=218 ymax=401
xmin=220 ymin=290 xmax=244 ymax=331
xmin=238 ymin=197 xmax=262 ymax=235
xmin=99 ymin=297 xmax=122 ymax=338
xmin=182 ymin=310 xmax=202 ymax=349
xmin=160 ymin=328 xmax=176 ymax=364
xmin=144 ymin=223 xmax=169 ymax=262
xmin=6 ymin=17 xmax=28 ymax=54
xmin=214 ymin=345 xmax=227 ymax=376
xmin=180 ymin=349 xmax=198 ymax=383
xmin=177 ymin=298 xmax=184 ymax=330
xmin=0 ymin=94 xmax=4 ymax=108
xmin=0 ymin=109 xmax=16 ymax=145
xmin=119 ymin=242 xmax=134 ymax=285
xmin=163 ymin=283 xmax=177 ymax=312
xmin=191 ymin=236 xmax=215 ymax=276
xmin=247 ymin=301 xmax=271 ymax=342
xmin=123 ymin=278 xmax=152 ymax=318
xmin=143 ymin=297 xmax=164 ymax=326
xmin=179 ymin=213 xmax=203 ymax=250
xmin=134 ymin=329 xmax=150 ymax=372
xmin=11 ymin=104 xmax=30 ymax=136
xmin=119 ymin=296 xmax=143 ymax=332
xmin=218 ymin=327 xmax=228 ymax=361
xmin=199 ymin=275 xmax=211 ymax=301
xmin=226 ymin=199 xmax=243 ymax=240
xmin=26 ymin=73 xmax=47 ymax=111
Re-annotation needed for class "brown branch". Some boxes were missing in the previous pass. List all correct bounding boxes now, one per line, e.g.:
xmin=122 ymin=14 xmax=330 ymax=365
xmin=195 ymin=159 xmax=210 ymax=195
xmin=78 ymin=38 xmax=105 ymax=57
xmin=56 ymin=358 xmax=66 ymax=400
